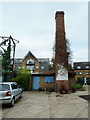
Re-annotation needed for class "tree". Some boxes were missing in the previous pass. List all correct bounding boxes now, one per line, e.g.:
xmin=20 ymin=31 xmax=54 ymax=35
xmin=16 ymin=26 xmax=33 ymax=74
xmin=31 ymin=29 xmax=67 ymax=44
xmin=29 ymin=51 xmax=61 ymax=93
xmin=2 ymin=40 xmax=12 ymax=73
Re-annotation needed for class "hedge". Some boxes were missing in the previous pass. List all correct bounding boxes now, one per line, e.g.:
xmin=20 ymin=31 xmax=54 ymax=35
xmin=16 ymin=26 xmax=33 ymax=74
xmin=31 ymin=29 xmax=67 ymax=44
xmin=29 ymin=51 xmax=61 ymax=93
xmin=9 ymin=73 xmax=32 ymax=91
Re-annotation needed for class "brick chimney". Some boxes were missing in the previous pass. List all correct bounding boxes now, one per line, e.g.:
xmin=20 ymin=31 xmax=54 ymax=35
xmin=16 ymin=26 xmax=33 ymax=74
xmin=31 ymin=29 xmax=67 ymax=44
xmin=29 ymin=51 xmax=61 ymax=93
xmin=55 ymin=11 xmax=69 ymax=92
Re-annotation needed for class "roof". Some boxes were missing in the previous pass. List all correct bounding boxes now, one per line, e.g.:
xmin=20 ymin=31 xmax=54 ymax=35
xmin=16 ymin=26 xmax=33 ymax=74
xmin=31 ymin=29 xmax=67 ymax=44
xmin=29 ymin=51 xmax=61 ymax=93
xmin=32 ymin=72 xmax=55 ymax=76
xmin=22 ymin=51 xmax=40 ymax=63
xmin=38 ymin=58 xmax=50 ymax=63
xmin=14 ymin=58 xmax=23 ymax=64
xmin=74 ymin=62 xmax=90 ymax=70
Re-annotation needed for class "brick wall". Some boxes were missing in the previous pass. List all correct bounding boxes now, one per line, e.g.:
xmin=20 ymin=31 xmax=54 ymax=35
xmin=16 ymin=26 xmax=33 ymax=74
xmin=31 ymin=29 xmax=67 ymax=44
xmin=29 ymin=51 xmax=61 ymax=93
xmin=74 ymin=70 xmax=90 ymax=81
xmin=40 ymin=76 xmax=55 ymax=90
xmin=22 ymin=55 xmax=40 ymax=73
xmin=55 ymin=11 xmax=69 ymax=92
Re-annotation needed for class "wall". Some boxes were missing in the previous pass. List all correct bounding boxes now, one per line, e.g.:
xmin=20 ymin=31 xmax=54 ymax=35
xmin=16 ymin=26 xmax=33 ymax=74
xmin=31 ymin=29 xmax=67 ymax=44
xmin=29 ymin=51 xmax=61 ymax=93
xmin=40 ymin=76 xmax=55 ymax=90
xmin=22 ymin=55 xmax=40 ymax=73
xmin=31 ymin=75 xmax=55 ymax=91
xmin=74 ymin=70 xmax=90 ymax=80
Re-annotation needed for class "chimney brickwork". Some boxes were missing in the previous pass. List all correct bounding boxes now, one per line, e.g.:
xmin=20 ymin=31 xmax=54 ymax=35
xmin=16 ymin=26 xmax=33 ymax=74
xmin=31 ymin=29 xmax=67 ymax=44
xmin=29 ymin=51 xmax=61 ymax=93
xmin=55 ymin=11 xmax=69 ymax=92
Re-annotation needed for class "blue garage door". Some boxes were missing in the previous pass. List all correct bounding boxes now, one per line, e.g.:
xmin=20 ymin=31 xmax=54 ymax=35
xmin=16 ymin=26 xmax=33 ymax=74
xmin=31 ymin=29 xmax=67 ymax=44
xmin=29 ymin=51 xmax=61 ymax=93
xmin=33 ymin=76 xmax=40 ymax=90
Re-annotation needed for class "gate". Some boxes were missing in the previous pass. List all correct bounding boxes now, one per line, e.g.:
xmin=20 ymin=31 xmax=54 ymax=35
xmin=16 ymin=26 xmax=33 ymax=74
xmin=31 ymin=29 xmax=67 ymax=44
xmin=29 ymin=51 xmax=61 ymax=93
xmin=33 ymin=76 xmax=40 ymax=90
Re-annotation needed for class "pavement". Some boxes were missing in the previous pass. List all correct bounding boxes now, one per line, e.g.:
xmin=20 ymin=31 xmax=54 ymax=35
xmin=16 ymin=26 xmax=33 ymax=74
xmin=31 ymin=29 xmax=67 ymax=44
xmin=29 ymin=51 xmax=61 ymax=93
xmin=1 ymin=86 xmax=89 ymax=119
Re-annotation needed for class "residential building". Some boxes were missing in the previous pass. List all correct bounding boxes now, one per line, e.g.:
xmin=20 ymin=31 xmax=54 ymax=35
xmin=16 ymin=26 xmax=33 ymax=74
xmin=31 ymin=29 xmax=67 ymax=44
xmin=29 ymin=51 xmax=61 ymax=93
xmin=14 ymin=58 xmax=23 ymax=73
xmin=21 ymin=51 xmax=41 ymax=74
xmin=38 ymin=58 xmax=50 ymax=73
xmin=74 ymin=62 xmax=90 ymax=84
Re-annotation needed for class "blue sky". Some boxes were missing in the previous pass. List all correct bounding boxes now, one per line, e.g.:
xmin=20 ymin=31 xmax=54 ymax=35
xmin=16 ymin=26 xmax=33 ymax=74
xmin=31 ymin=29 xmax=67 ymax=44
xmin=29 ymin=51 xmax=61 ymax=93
xmin=0 ymin=2 xmax=88 ymax=63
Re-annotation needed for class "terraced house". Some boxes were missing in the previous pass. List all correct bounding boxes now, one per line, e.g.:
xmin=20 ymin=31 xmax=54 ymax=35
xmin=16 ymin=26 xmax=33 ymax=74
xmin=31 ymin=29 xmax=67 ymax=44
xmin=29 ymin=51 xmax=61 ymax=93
xmin=74 ymin=62 xmax=90 ymax=84
xmin=21 ymin=51 xmax=41 ymax=74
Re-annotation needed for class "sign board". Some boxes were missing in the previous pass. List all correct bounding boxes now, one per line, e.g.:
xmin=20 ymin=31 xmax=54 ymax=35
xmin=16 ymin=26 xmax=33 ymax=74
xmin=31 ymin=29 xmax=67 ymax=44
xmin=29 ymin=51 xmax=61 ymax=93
xmin=56 ymin=65 xmax=68 ymax=81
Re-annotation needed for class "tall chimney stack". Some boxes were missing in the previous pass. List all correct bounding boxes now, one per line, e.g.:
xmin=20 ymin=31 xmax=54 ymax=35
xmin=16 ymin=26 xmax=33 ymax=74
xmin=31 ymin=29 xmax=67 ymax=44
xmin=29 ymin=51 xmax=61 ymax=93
xmin=55 ymin=11 xmax=69 ymax=92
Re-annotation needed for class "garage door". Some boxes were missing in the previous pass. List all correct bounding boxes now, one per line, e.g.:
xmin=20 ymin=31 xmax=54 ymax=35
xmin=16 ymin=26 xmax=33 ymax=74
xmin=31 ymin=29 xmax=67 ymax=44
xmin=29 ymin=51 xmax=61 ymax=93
xmin=33 ymin=76 xmax=40 ymax=90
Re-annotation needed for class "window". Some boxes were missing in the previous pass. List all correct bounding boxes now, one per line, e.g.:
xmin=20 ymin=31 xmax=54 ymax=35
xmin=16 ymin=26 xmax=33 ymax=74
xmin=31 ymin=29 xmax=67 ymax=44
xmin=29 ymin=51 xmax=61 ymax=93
xmin=86 ymin=66 xmax=89 ymax=69
xmin=86 ymin=72 xmax=89 ymax=75
xmin=77 ymin=66 xmax=81 ymax=69
xmin=76 ymin=72 xmax=79 ymax=75
xmin=18 ymin=66 xmax=21 ymax=69
xmin=26 ymin=65 xmax=34 ymax=70
xmin=44 ymin=76 xmax=54 ymax=83
xmin=0 ymin=84 xmax=10 ymax=91
xmin=11 ymin=84 xmax=18 ymax=89
xmin=79 ymin=72 xmax=82 ymax=75
xmin=41 ymin=66 xmax=44 ymax=69
xmin=36 ymin=66 xmax=39 ymax=69
xmin=26 ymin=66 xmax=30 ymax=70
xmin=27 ymin=60 xmax=30 ymax=64
xmin=30 ymin=65 xmax=34 ymax=70
xmin=27 ymin=59 xmax=35 ymax=64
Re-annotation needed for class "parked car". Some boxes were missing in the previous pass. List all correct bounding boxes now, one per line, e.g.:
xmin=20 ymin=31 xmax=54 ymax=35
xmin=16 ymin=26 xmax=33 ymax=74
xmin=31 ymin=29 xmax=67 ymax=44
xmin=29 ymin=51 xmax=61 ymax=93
xmin=0 ymin=82 xmax=22 ymax=107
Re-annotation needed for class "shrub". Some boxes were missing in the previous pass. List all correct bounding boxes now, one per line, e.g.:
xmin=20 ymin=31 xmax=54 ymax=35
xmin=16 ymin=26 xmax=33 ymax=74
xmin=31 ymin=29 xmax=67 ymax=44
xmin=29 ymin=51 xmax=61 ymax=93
xmin=76 ymin=78 xmax=84 ymax=85
xmin=77 ymin=87 xmax=86 ymax=91
xmin=74 ymin=83 xmax=83 ymax=90
xmin=9 ymin=73 xmax=32 ymax=91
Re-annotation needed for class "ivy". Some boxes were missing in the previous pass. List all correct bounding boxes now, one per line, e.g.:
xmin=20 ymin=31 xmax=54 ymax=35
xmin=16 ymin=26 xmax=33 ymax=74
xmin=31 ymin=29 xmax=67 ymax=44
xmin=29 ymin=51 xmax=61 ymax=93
xmin=2 ymin=40 xmax=12 ymax=73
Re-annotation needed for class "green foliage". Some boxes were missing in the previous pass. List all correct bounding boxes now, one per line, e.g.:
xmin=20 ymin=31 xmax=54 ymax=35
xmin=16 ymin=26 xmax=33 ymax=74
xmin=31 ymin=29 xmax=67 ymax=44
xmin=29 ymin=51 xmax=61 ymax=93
xmin=10 ymin=73 xmax=32 ymax=91
xmin=49 ymin=64 xmax=55 ymax=71
xmin=18 ymin=66 xmax=31 ymax=74
xmin=78 ymin=87 xmax=86 ymax=91
xmin=68 ymin=64 xmax=74 ymax=72
xmin=74 ymin=83 xmax=83 ymax=90
xmin=76 ymin=77 xmax=84 ymax=85
xmin=2 ymin=40 xmax=12 ymax=73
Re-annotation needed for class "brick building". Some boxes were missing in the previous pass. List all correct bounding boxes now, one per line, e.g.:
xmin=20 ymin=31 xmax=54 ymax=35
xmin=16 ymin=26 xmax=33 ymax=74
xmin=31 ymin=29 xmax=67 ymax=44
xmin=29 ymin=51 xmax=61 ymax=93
xmin=38 ymin=58 xmax=50 ymax=73
xmin=74 ymin=62 xmax=90 ymax=84
xmin=14 ymin=58 xmax=23 ymax=73
xmin=21 ymin=51 xmax=41 ymax=74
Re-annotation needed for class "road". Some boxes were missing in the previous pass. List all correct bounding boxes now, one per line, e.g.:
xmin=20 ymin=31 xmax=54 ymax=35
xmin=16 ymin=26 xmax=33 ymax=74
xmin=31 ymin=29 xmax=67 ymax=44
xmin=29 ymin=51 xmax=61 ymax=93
xmin=1 ymin=87 xmax=88 ymax=119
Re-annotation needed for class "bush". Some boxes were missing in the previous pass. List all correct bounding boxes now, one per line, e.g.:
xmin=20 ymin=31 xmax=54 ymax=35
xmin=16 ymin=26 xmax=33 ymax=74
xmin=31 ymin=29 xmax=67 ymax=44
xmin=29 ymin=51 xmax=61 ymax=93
xmin=77 ymin=87 xmax=86 ymax=91
xmin=9 ymin=73 xmax=32 ymax=91
xmin=74 ymin=83 xmax=83 ymax=90
xmin=76 ymin=78 xmax=84 ymax=85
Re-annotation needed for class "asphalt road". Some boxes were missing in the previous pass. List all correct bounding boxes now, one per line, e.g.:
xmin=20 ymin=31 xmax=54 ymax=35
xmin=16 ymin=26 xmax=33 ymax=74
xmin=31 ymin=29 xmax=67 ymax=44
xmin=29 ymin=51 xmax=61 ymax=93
xmin=1 ymin=87 xmax=88 ymax=119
